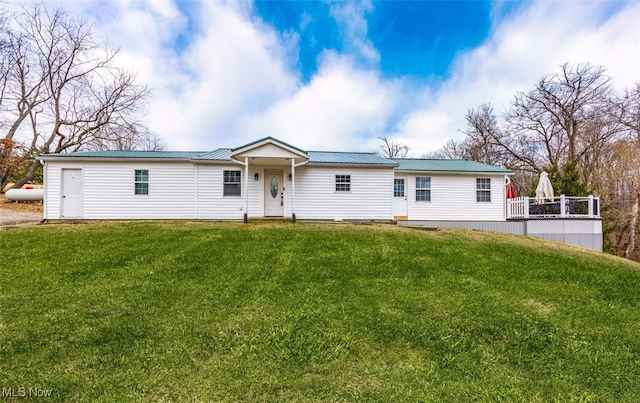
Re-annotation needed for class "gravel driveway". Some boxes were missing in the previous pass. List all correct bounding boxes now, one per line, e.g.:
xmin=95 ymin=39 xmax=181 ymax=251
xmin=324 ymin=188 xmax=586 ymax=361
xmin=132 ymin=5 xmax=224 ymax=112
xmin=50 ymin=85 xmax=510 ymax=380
xmin=0 ymin=208 xmax=43 ymax=226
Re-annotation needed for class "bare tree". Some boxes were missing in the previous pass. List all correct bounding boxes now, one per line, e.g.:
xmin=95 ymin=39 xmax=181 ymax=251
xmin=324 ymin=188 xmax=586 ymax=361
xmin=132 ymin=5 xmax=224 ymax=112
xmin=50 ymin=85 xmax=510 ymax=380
xmin=428 ymin=104 xmax=537 ymax=195
xmin=506 ymin=63 xmax=622 ymax=172
xmin=597 ymin=138 xmax=640 ymax=258
xmin=86 ymin=128 xmax=166 ymax=151
xmin=617 ymin=82 xmax=640 ymax=139
xmin=379 ymin=136 xmax=409 ymax=158
xmin=425 ymin=138 xmax=468 ymax=159
xmin=0 ymin=3 xmax=151 ymax=191
xmin=602 ymin=83 xmax=640 ymax=258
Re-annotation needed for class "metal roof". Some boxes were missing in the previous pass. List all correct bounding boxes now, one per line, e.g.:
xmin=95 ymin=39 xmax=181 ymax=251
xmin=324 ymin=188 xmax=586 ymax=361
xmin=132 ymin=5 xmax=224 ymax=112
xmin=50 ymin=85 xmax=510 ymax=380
xmin=39 ymin=148 xmax=508 ymax=173
xmin=308 ymin=151 xmax=397 ymax=165
xmin=391 ymin=158 xmax=511 ymax=173
xmin=40 ymin=150 xmax=205 ymax=159
xmin=192 ymin=148 xmax=232 ymax=161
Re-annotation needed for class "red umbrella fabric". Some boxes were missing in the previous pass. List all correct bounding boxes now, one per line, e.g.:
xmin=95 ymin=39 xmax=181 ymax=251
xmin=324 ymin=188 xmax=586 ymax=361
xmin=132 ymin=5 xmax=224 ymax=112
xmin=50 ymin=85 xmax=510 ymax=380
xmin=506 ymin=181 xmax=517 ymax=199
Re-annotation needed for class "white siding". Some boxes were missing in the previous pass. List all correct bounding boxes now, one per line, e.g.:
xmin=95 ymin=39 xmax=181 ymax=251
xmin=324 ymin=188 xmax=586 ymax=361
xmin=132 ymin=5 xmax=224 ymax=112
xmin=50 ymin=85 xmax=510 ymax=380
xmin=44 ymin=160 xmax=507 ymax=222
xmin=196 ymin=164 xmax=262 ymax=219
xmin=291 ymin=166 xmax=394 ymax=220
xmin=44 ymin=161 xmax=196 ymax=219
xmin=44 ymin=164 xmax=61 ymax=220
xmin=234 ymin=143 xmax=302 ymax=159
xmin=403 ymin=173 xmax=506 ymax=221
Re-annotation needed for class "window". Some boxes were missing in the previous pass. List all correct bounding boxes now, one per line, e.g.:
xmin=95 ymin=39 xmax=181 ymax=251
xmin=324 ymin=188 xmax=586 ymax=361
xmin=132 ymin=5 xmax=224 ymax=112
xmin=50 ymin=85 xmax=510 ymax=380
xmin=335 ymin=175 xmax=351 ymax=192
xmin=415 ymin=177 xmax=431 ymax=201
xmin=134 ymin=170 xmax=149 ymax=195
xmin=223 ymin=170 xmax=242 ymax=196
xmin=476 ymin=178 xmax=491 ymax=202
xmin=394 ymin=178 xmax=405 ymax=197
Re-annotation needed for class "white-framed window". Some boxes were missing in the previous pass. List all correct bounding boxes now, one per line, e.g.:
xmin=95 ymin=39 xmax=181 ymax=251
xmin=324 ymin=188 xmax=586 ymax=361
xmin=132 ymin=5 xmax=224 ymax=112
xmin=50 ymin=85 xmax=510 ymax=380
xmin=223 ymin=170 xmax=242 ymax=197
xmin=415 ymin=177 xmax=431 ymax=202
xmin=394 ymin=178 xmax=405 ymax=197
xmin=335 ymin=175 xmax=351 ymax=192
xmin=476 ymin=178 xmax=491 ymax=202
xmin=134 ymin=170 xmax=149 ymax=195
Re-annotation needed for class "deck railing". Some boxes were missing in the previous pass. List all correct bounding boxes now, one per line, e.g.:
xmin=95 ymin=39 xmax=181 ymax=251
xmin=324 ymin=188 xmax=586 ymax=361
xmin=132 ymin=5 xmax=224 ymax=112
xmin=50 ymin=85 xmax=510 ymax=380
xmin=507 ymin=195 xmax=600 ymax=219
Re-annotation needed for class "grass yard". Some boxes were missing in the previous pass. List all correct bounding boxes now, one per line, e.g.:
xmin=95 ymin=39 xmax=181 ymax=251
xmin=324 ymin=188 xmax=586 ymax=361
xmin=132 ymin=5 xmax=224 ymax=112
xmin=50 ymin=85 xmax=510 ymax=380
xmin=1 ymin=222 xmax=640 ymax=401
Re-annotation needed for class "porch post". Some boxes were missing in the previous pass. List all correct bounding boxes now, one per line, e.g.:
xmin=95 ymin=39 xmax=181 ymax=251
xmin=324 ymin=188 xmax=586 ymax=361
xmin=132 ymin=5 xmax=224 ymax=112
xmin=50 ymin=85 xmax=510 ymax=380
xmin=560 ymin=194 xmax=566 ymax=217
xmin=291 ymin=158 xmax=296 ymax=223
xmin=244 ymin=156 xmax=249 ymax=223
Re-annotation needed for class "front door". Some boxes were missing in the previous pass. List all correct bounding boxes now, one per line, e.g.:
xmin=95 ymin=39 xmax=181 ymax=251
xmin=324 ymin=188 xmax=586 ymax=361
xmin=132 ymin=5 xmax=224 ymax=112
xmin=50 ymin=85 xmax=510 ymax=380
xmin=62 ymin=169 xmax=82 ymax=218
xmin=393 ymin=177 xmax=408 ymax=219
xmin=264 ymin=170 xmax=284 ymax=217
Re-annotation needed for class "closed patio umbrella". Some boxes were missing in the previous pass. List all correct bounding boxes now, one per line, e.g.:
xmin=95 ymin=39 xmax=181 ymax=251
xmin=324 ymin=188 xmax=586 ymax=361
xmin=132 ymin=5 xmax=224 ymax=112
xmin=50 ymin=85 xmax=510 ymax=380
xmin=535 ymin=171 xmax=554 ymax=203
xmin=505 ymin=178 xmax=517 ymax=199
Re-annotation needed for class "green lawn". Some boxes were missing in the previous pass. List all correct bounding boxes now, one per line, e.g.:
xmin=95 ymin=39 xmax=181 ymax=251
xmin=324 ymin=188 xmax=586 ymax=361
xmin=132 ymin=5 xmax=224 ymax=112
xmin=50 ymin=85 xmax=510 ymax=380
xmin=1 ymin=222 xmax=639 ymax=401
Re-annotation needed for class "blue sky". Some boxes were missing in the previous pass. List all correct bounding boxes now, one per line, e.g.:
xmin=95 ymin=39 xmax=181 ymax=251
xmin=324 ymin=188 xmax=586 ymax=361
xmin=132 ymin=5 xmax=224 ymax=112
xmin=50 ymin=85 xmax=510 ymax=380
xmin=254 ymin=1 xmax=498 ymax=81
xmin=49 ymin=0 xmax=640 ymax=155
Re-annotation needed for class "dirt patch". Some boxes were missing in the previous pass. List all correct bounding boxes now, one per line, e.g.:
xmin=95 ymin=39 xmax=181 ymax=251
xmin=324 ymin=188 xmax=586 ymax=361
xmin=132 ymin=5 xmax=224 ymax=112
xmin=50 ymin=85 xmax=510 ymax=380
xmin=522 ymin=299 xmax=555 ymax=314
xmin=1 ymin=189 xmax=43 ymax=224
xmin=1 ymin=194 xmax=43 ymax=214
xmin=0 ymin=208 xmax=42 ymax=226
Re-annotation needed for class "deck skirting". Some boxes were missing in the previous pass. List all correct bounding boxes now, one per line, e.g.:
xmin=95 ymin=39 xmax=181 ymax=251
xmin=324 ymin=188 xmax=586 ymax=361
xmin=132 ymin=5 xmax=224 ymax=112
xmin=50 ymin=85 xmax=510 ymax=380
xmin=398 ymin=219 xmax=603 ymax=252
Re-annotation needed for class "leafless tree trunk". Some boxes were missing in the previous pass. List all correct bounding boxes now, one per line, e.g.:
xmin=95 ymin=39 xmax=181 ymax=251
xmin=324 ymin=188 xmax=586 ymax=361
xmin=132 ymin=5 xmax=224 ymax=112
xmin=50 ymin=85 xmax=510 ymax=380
xmin=0 ymin=3 xmax=151 ymax=191
xmin=625 ymin=194 xmax=639 ymax=258
xmin=379 ymin=136 xmax=409 ymax=158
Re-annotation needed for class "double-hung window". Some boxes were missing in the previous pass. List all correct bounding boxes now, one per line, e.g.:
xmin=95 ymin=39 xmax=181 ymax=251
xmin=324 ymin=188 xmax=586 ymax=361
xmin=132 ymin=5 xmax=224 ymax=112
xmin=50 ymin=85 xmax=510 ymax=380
xmin=223 ymin=170 xmax=242 ymax=196
xmin=134 ymin=170 xmax=149 ymax=195
xmin=476 ymin=178 xmax=491 ymax=202
xmin=415 ymin=177 xmax=431 ymax=201
xmin=335 ymin=175 xmax=351 ymax=192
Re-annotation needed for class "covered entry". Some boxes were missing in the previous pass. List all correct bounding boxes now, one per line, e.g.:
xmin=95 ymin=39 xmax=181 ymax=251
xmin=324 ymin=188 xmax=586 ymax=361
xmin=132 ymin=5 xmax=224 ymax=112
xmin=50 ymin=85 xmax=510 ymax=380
xmin=226 ymin=137 xmax=309 ymax=221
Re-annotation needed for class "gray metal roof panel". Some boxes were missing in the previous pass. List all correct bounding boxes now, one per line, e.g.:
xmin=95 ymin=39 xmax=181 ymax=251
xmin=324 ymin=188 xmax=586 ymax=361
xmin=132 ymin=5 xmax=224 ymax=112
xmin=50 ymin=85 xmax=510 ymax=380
xmin=40 ymin=150 xmax=205 ymax=159
xmin=391 ymin=158 xmax=511 ymax=173
xmin=193 ymin=148 xmax=232 ymax=160
xmin=308 ymin=151 xmax=397 ymax=165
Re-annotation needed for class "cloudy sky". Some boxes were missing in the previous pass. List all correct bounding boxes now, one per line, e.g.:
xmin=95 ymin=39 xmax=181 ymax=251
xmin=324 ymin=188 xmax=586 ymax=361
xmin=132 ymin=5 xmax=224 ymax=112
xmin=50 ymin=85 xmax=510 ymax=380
xmin=52 ymin=0 xmax=640 ymax=155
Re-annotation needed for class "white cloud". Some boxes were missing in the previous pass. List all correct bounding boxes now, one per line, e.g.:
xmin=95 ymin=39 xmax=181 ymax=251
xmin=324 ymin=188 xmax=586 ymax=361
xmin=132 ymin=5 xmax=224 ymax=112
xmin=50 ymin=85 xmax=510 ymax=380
xmin=328 ymin=0 xmax=379 ymax=66
xmin=47 ymin=0 xmax=640 ymax=157
xmin=392 ymin=1 xmax=640 ymax=155
xmin=240 ymin=53 xmax=399 ymax=151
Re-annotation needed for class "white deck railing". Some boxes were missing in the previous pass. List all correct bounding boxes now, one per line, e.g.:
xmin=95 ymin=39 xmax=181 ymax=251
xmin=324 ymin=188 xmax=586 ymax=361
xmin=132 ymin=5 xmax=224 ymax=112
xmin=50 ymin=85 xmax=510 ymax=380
xmin=507 ymin=195 xmax=600 ymax=219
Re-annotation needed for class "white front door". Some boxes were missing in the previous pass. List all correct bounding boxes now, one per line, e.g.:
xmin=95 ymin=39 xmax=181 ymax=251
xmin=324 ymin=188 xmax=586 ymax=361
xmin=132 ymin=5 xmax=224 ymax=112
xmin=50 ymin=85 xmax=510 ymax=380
xmin=62 ymin=169 xmax=82 ymax=218
xmin=264 ymin=170 xmax=284 ymax=217
xmin=393 ymin=177 xmax=408 ymax=218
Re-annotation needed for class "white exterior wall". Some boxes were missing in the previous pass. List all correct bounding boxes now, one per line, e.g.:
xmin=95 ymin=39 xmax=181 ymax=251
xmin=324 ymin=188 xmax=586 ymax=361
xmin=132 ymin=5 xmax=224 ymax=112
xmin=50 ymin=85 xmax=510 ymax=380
xmin=43 ymin=159 xmax=504 ymax=221
xmin=291 ymin=166 xmax=394 ymax=220
xmin=43 ymin=163 xmax=60 ymax=220
xmin=401 ymin=173 xmax=506 ymax=221
xmin=44 ymin=161 xmax=197 ymax=219
xmin=196 ymin=164 xmax=262 ymax=219
xmin=234 ymin=143 xmax=303 ymax=159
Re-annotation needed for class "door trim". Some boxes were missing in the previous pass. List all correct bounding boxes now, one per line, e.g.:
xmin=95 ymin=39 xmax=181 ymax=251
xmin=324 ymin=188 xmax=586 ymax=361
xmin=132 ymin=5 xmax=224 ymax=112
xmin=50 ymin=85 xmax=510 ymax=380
xmin=264 ymin=169 xmax=284 ymax=217
xmin=61 ymin=168 xmax=83 ymax=218
xmin=393 ymin=176 xmax=408 ymax=221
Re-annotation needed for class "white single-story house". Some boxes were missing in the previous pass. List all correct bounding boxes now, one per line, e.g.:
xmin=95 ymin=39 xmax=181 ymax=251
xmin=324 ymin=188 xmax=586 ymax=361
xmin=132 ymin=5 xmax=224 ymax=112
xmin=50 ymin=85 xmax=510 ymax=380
xmin=39 ymin=137 xmax=512 ymax=222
